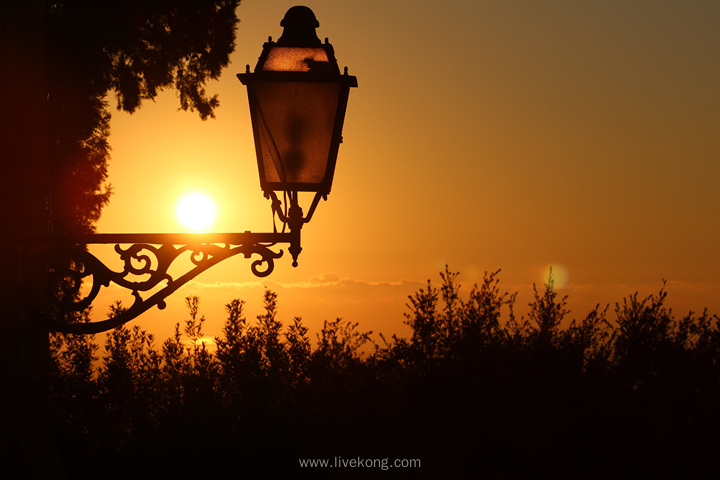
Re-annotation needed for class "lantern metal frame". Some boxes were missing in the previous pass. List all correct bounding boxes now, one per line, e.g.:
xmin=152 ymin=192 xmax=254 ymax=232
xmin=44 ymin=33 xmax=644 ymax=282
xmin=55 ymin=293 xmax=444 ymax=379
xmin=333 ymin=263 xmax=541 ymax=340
xmin=26 ymin=6 xmax=356 ymax=335
xmin=237 ymin=45 xmax=357 ymax=195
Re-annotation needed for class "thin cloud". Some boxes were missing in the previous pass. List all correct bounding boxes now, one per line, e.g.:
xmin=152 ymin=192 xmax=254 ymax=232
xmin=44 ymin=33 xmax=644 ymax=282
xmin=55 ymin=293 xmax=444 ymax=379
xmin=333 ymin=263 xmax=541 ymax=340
xmin=187 ymin=274 xmax=425 ymax=291
xmin=186 ymin=279 xmax=265 ymax=289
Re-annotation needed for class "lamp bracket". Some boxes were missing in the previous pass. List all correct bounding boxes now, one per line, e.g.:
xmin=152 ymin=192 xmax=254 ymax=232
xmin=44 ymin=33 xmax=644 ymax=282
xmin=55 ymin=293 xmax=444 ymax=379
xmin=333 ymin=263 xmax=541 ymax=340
xmin=34 ymin=232 xmax=292 ymax=334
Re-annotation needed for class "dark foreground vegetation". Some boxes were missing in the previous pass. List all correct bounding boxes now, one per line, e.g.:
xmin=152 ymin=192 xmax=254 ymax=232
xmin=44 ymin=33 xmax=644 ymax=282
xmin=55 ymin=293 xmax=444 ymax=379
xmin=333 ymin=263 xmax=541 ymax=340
xmin=50 ymin=268 xmax=720 ymax=478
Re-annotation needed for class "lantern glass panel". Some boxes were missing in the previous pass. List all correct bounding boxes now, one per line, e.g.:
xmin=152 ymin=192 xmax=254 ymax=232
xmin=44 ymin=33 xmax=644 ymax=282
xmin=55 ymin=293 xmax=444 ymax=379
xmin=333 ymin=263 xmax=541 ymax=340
xmin=262 ymin=47 xmax=330 ymax=72
xmin=251 ymin=80 xmax=342 ymax=189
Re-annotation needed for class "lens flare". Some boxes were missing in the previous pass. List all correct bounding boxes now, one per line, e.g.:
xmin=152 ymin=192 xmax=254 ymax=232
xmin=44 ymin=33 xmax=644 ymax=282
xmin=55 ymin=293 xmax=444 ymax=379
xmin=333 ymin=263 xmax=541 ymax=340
xmin=541 ymin=264 xmax=570 ymax=289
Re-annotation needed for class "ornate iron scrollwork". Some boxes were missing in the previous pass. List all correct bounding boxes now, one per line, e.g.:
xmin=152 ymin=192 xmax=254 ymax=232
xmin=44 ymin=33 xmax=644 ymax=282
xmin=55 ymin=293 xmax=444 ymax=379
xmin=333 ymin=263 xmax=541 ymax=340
xmin=39 ymin=234 xmax=290 ymax=334
xmin=31 ymin=193 xmax=320 ymax=334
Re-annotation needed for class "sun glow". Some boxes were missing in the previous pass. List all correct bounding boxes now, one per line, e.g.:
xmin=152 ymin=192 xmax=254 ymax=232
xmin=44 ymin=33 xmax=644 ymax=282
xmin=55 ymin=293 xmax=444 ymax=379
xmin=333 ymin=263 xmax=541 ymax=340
xmin=176 ymin=193 xmax=217 ymax=232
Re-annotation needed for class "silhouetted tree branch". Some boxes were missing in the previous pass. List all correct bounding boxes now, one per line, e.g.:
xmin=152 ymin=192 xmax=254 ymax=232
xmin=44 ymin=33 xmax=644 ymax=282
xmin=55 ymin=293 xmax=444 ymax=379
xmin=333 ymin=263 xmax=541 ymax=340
xmin=47 ymin=0 xmax=241 ymax=233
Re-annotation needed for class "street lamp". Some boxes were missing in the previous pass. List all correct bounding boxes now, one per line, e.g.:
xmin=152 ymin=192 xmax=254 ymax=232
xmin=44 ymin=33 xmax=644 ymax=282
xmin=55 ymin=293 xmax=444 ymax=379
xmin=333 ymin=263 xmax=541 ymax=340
xmin=238 ymin=5 xmax=357 ymax=267
xmin=36 ymin=6 xmax=357 ymax=334
xmin=238 ymin=5 xmax=357 ymax=196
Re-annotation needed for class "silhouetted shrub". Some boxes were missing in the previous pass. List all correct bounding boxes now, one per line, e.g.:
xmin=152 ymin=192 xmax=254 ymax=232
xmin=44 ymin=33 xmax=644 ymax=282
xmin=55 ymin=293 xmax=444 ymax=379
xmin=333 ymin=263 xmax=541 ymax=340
xmin=49 ymin=269 xmax=720 ymax=478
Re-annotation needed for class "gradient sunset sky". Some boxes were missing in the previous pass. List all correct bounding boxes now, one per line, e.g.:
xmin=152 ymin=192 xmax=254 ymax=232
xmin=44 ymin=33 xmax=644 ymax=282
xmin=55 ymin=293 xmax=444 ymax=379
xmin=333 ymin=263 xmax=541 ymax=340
xmin=93 ymin=0 xmax=720 ymax=343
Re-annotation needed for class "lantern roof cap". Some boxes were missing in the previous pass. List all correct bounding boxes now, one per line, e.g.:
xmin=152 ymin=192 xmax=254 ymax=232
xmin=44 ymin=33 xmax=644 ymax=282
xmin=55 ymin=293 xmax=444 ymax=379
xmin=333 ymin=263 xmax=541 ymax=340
xmin=277 ymin=6 xmax=322 ymax=47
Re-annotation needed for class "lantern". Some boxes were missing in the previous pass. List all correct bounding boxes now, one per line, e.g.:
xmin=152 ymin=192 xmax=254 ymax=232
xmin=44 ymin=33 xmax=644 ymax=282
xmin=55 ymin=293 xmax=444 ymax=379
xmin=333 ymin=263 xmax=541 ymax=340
xmin=238 ymin=6 xmax=358 ymax=195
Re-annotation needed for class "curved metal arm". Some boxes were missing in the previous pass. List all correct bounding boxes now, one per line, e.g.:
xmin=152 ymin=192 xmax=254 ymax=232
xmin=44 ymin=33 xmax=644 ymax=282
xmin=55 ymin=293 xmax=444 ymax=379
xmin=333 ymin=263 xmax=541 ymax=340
xmin=27 ymin=191 xmax=327 ymax=334
xmin=37 ymin=232 xmax=294 ymax=334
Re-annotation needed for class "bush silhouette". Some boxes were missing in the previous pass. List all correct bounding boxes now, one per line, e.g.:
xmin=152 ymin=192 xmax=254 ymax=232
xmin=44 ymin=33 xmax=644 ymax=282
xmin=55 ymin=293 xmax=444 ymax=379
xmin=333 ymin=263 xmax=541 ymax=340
xmin=49 ymin=268 xmax=720 ymax=478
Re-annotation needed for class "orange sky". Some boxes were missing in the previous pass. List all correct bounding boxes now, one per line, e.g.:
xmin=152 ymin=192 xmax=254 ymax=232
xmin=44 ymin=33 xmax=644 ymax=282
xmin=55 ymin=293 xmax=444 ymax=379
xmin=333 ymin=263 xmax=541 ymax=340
xmin=93 ymin=0 xmax=720 ymax=344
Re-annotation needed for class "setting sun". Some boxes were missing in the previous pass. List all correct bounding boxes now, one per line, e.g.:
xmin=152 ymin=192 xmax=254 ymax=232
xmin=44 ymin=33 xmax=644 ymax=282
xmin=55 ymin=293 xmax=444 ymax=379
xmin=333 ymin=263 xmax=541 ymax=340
xmin=176 ymin=193 xmax=217 ymax=231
